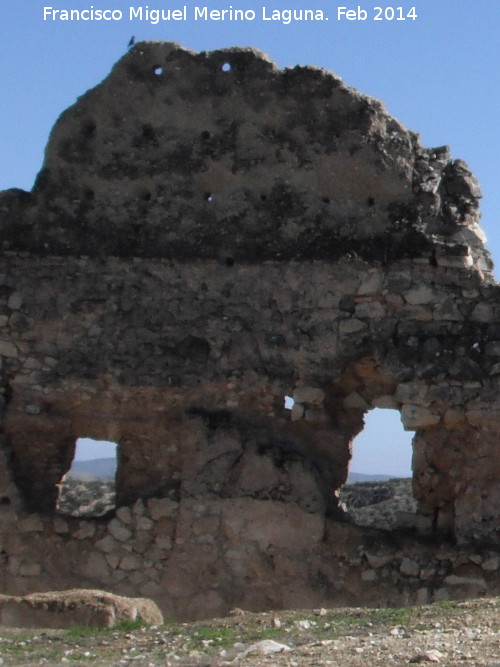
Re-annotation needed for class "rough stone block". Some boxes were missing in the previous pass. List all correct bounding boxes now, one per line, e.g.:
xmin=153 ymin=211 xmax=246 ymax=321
xmin=0 ymin=340 xmax=18 ymax=359
xmin=400 ymin=557 xmax=420 ymax=577
xmin=290 ymin=403 xmax=304 ymax=421
xmin=358 ymin=272 xmax=383 ymax=296
xmin=116 ymin=507 xmax=133 ymax=525
xmin=395 ymin=382 xmax=428 ymax=404
xmin=73 ymin=522 xmax=96 ymax=539
xmin=355 ymin=301 xmax=385 ymax=319
xmin=135 ymin=516 xmax=154 ymax=531
xmin=365 ymin=552 xmax=393 ymax=569
xmin=371 ymin=395 xmax=399 ymax=410
xmin=147 ymin=498 xmax=179 ymax=521
xmin=0 ymin=590 xmax=163 ymax=628
xmin=95 ymin=535 xmax=121 ymax=554
xmin=18 ymin=515 xmax=44 ymax=533
xmin=292 ymin=387 xmax=325 ymax=406
xmin=304 ymin=409 xmax=329 ymax=424
xmin=481 ymin=557 xmax=500 ymax=572
xmin=343 ymin=392 xmax=371 ymax=409
xmin=339 ymin=319 xmax=367 ymax=334
xmin=401 ymin=404 xmax=440 ymax=430
xmin=404 ymin=285 xmax=435 ymax=305
xmin=7 ymin=292 xmax=23 ymax=310
xmin=108 ymin=518 xmax=132 ymax=542
xmin=18 ymin=562 xmax=42 ymax=577
xmin=80 ymin=552 xmax=110 ymax=580
xmin=443 ymin=575 xmax=486 ymax=590
xmin=119 ymin=554 xmax=142 ymax=571
xmin=53 ymin=518 xmax=69 ymax=534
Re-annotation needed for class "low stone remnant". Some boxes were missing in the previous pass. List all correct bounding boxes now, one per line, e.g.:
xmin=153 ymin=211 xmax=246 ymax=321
xmin=0 ymin=42 xmax=499 ymax=618
xmin=0 ymin=589 xmax=163 ymax=628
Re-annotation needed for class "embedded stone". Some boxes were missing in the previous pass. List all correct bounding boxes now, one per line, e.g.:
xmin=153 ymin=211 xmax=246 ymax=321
xmin=73 ymin=522 xmax=96 ymax=540
xmin=355 ymin=301 xmax=385 ymax=319
xmin=485 ymin=341 xmax=500 ymax=357
xmin=136 ymin=515 xmax=154 ymax=531
xmin=80 ymin=552 xmax=110 ymax=580
xmin=155 ymin=535 xmax=172 ymax=550
xmin=358 ymin=272 xmax=383 ymax=296
xmin=433 ymin=299 xmax=463 ymax=321
xmin=105 ymin=553 xmax=121 ymax=570
xmin=304 ymin=409 xmax=329 ymax=423
xmin=470 ymin=303 xmax=494 ymax=322
xmin=0 ymin=340 xmax=18 ymax=359
xmin=371 ymin=395 xmax=399 ymax=409
xmin=18 ymin=515 xmax=44 ymax=533
xmin=108 ymin=518 xmax=132 ymax=542
xmin=401 ymin=405 xmax=440 ymax=429
xmin=53 ymin=518 xmax=69 ymax=534
xmin=147 ymin=498 xmax=179 ymax=521
xmin=404 ymin=285 xmax=435 ymax=305
xmin=443 ymin=575 xmax=486 ymax=589
xmin=395 ymin=382 xmax=428 ymax=404
xmin=119 ymin=554 xmax=142 ymax=571
xmin=400 ymin=557 xmax=420 ymax=577
xmin=95 ymin=535 xmax=121 ymax=553
xmin=365 ymin=552 xmax=393 ymax=569
xmin=7 ymin=292 xmax=23 ymax=311
xmin=339 ymin=319 xmax=367 ymax=334
xmin=290 ymin=403 xmax=305 ymax=421
xmin=116 ymin=506 xmax=133 ymax=524
xmin=292 ymin=386 xmax=325 ymax=406
xmin=481 ymin=557 xmax=500 ymax=571
xmin=343 ymin=392 xmax=371 ymax=409
xmin=19 ymin=562 xmax=42 ymax=577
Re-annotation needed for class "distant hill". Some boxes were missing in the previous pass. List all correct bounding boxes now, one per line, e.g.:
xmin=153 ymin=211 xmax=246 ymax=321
xmin=347 ymin=472 xmax=397 ymax=484
xmin=66 ymin=460 xmax=401 ymax=485
xmin=66 ymin=458 xmax=116 ymax=481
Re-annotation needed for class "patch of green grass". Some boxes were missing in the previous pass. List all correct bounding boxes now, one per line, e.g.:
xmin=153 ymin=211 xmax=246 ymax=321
xmin=188 ymin=624 xmax=239 ymax=651
xmin=114 ymin=618 xmax=149 ymax=632
xmin=414 ymin=623 xmax=435 ymax=631
xmin=246 ymin=626 xmax=285 ymax=642
xmin=432 ymin=600 xmax=462 ymax=612
xmin=65 ymin=617 xmax=147 ymax=638
xmin=363 ymin=606 xmax=414 ymax=626
xmin=280 ymin=606 xmax=415 ymax=637
xmin=65 ymin=655 xmax=95 ymax=663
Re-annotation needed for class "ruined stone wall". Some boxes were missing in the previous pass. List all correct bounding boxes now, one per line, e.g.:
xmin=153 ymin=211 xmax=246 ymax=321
xmin=0 ymin=42 xmax=499 ymax=618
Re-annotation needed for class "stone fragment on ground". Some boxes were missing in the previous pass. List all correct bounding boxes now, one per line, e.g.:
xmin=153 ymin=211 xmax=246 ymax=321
xmin=235 ymin=639 xmax=292 ymax=659
xmin=409 ymin=649 xmax=444 ymax=663
xmin=0 ymin=589 xmax=163 ymax=629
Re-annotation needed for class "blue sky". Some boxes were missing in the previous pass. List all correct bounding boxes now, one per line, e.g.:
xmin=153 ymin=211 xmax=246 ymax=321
xmin=2 ymin=1 xmax=499 ymax=475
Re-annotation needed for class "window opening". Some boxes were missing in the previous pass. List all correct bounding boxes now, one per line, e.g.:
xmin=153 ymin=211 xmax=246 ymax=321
xmin=284 ymin=395 xmax=294 ymax=410
xmin=57 ymin=438 xmax=117 ymax=518
xmin=341 ymin=408 xmax=416 ymax=530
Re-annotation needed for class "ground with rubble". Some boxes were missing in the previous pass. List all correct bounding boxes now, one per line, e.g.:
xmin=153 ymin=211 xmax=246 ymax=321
xmin=0 ymin=596 xmax=498 ymax=665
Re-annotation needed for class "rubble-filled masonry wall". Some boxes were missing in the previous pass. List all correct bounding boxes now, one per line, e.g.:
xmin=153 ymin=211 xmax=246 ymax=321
xmin=0 ymin=42 xmax=499 ymax=619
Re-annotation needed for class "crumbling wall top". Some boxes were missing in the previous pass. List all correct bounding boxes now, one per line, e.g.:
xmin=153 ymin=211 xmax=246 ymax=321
xmin=0 ymin=42 xmax=491 ymax=274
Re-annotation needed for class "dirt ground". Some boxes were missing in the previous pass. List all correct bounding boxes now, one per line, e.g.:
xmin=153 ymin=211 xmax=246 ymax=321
xmin=0 ymin=596 xmax=498 ymax=666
